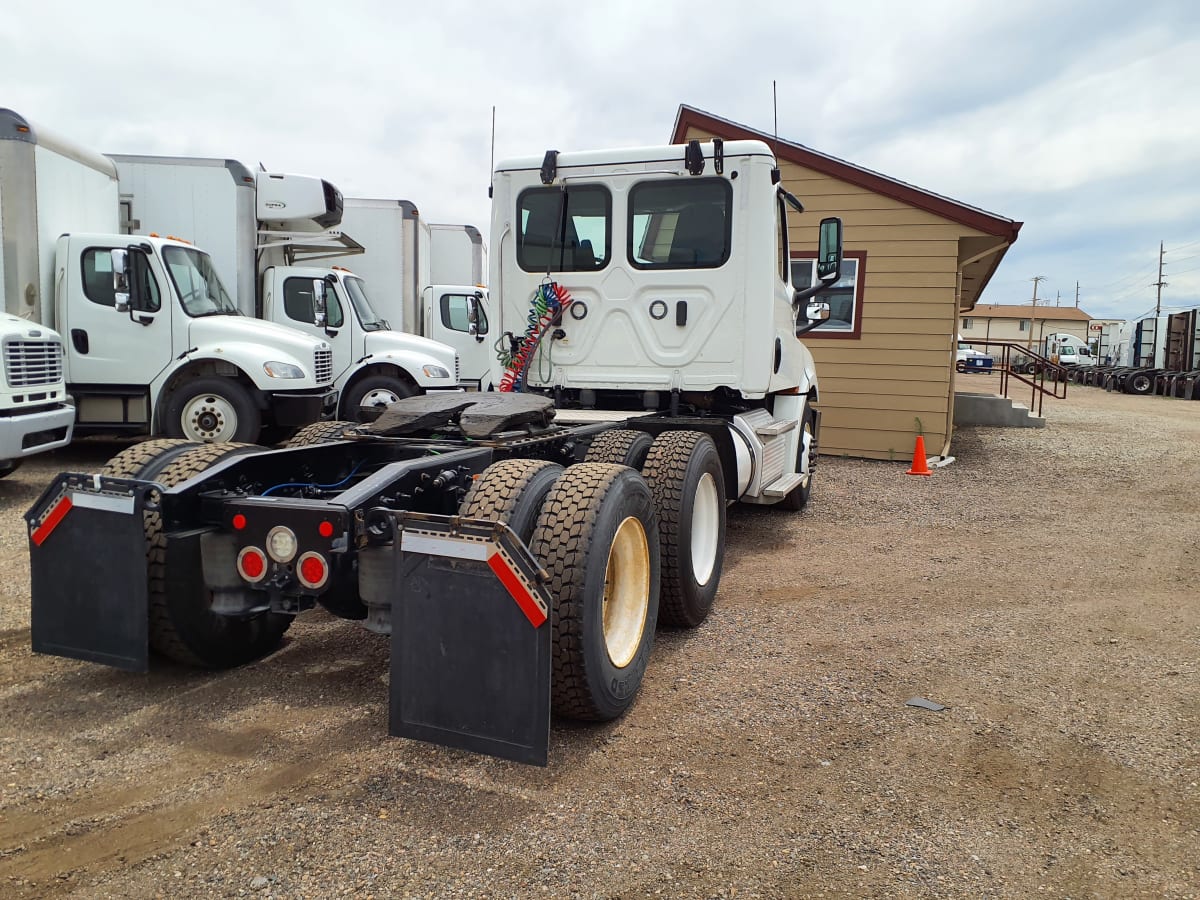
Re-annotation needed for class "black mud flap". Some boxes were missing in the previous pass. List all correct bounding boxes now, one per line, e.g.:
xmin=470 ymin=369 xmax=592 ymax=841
xmin=26 ymin=475 xmax=154 ymax=672
xmin=388 ymin=512 xmax=552 ymax=766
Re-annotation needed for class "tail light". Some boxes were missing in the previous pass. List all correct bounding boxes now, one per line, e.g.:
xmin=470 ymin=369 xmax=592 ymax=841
xmin=296 ymin=551 xmax=329 ymax=590
xmin=237 ymin=546 xmax=268 ymax=584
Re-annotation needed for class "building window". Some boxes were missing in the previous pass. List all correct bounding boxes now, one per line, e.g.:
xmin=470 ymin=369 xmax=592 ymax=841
xmin=961 ymin=317 xmax=974 ymax=330
xmin=790 ymin=251 xmax=866 ymax=338
xmin=1019 ymin=319 xmax=1029 ymax=332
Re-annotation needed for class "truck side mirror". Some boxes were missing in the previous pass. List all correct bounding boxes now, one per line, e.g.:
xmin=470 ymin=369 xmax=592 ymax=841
xmin=466 ymin=295 xmax=480 ymax=338
xmin=806 ymin=302 xmax=831 ymax=322
xmin=816 ymin=217 xmax=843 ymax=285
xmin=312 ymin=278 xmax=328 ymax=329
xmin=111 ymin=249 xmax=131 ymax=313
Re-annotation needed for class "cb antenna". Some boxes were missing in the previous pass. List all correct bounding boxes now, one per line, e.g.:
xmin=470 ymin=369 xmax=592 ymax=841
xmin=488 ymin=105 xmax=496 ymax=198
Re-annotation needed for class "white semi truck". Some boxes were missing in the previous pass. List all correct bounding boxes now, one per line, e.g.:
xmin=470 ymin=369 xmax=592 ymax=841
xmin=27 ymin=138 xmax=841 ymax=765
xmin=0 ymin=109 xmax=336 ymax=445
xmin=109 ymin=155 xmax=461 ymax=421
xmin=336 ymin=200 xmax=495 ymax=389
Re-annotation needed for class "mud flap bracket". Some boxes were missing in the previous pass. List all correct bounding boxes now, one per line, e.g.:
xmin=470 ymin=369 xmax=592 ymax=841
xmin=386 ymin=511 xmax=552 ymax=766
xmin=26 ymin=475 xmax=155 ymax=672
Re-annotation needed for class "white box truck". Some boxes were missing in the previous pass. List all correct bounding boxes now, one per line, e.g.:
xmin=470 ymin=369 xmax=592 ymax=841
xmin=111 ymin=157 xmax=462 ymax=420
xmin=336 ymin=199 xmax=495 ymax=389
xmin=1 ymin=109 xmax=337 ymax=446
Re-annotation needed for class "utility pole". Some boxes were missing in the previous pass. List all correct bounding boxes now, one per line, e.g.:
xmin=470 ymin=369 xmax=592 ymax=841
xmin=1153 ymin=241 xmax=1167 ymax=318
xmin=1075 ymin=281 xmax=1080 ymax=308
xmin=1055 ymin=290 xmax=1061 ymax=307
xmin=1149 ymin=242 xmax=1167 ymax=368
xmin=1030 ymin=275 xmax=1047 ymax=305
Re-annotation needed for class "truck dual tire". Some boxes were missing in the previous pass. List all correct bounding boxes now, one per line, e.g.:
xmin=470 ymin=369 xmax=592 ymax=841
xmin=1126 ymin=372 xmax=1154 ymax=395
xmin=584 ymin=429 xmax=654 ymax=468
xmin=641 ymin=431 xmax=726 ymax=628
xmin=342 ymin=375 xmax=417 ymax=424
xmin=163 ymin=377 xmax=262 ymax=444
xmin=459 ymin=459 xmax=564 ymax=541
xmin=530 ymin=463 xmax=660 ymax=721
xmin=102 ymin=440 xmax=290 ymax=668
xmin=281 ymin=420 xmax=358 ymax=448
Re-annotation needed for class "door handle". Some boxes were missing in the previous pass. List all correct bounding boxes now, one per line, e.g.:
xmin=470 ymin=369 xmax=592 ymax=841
xmin=71 ymin=329 xmax=89 ymax=354
xmin=135 ymin=314 xmax=154 ymax=326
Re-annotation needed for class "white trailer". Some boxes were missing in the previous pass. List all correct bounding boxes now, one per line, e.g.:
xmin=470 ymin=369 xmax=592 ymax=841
xmin=111 ymin=157 xmax=462 ymax=420
xmin=337 ymin=199 xmax=494 ymax=388
xmin=1 ymin=109 xmax=337 ymax=447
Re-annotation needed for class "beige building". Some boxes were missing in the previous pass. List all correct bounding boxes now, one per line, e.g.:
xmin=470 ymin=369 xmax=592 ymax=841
xmin=673 ymin=106 xmax=1022 ymax=461
xmin=961 ymin=304 xmax=1095 ymax=350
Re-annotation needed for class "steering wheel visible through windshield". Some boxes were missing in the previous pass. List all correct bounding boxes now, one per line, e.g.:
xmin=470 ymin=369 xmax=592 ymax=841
xmin=163 ymin=246 xmax=240 ymax=317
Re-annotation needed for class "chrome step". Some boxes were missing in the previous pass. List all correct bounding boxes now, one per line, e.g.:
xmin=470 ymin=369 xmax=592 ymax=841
xmin=755 ymin=419 xmax=796 ymax=437
xmin=762 ymin=472 xmax=803 ymax=498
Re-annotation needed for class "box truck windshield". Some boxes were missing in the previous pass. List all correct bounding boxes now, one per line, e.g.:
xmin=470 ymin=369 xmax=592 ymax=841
xmin=163 ymin=246 xmax=240 ymax=317
xmin=343 ymin=275 xmax=388 ymax=331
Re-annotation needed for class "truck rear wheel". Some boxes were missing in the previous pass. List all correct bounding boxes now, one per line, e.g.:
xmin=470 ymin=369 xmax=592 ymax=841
xmin=342 ymin=375 xmax=417 ymax=423
xmin=281 ymin=419 xmax=358 ymax=448
xmin=641 ymin=431 xmax=726 ymax=627
xmin=459 ymin=459 xmax=563 ymax=540
xmin=584 ymin=429 xmax=654 ymax=468
xmin=530 ymin=463 xmax=660 ymax=721
xmin=125 ymin=442 xmax=290 ymax=668
xmin=163 ymin=377 xmax=262 ymax=443
xmin=1126 ymin=372 xmax=1154 ymax=395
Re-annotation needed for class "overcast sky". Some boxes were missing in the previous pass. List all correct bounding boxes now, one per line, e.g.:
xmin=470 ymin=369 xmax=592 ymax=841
xmin=4 ymin=0 xmax=1198 ymax=321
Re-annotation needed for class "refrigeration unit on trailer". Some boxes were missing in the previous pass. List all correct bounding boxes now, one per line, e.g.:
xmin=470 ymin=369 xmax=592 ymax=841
xmin=111 ymin=155 xmax=460 ymax=421
xmin=28 ymin=138 xmax=844 ymax=765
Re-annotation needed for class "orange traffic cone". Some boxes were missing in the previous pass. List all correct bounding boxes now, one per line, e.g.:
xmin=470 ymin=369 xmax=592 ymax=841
xmin=905 ymin=435 xmax=932 ymax=476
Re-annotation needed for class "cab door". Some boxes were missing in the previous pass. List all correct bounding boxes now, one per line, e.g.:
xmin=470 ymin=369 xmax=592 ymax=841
xmin=278 ymin=275 xmax=353 ymax=383
xmin=61 ymin=240 xmax=174 ymax=388
xmin=427 ymin=286 xmax=493 ymax=388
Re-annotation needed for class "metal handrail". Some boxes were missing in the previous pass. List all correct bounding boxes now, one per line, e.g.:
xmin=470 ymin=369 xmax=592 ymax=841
xmin=963 ymin=340 xmax=1068 ymax=418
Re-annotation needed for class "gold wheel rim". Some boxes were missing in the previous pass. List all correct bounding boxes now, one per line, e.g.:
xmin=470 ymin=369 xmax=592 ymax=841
xmin=602 ymin=515 xmax=651 ymax=668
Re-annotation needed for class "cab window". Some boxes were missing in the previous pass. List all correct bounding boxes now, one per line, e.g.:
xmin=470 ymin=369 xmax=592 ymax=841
xmin=440 ymin=294 xmax=488 ymax=335
xmin=81 ymin=248 xmax=161 ymax=311
xmin=517 ymin=185 xmax=610 ymax=273
xmin=283 ymin=278 xmax=344 ymax=328
xmin=629 ymin=178 xmax=731 ymax=269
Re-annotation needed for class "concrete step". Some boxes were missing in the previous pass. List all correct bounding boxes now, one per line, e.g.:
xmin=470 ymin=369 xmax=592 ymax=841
xmin=954 ymin=391 xmax=1046 ymax=428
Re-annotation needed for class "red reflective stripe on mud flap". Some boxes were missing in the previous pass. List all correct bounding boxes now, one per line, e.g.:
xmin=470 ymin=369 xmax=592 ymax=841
xmin=32 ymin=495 xmax=73 ymax=547
xmin=486 ymin=551 xmax=548 ymax=628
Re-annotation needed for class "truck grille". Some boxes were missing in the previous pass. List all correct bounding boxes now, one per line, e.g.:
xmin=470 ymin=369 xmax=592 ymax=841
xmin=314 ymin=348 xmax=333 ymax=385
xmin=4 ymin=338 xmax=64 ymax=388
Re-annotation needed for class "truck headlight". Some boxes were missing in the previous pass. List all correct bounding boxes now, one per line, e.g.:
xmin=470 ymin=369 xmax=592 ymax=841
xmin=263 ymin=361 xmax=305 ymax=379
xmin=422 ymin=365 xmax=450 ymax=379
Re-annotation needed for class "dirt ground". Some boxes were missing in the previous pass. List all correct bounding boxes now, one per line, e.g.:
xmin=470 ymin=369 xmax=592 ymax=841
xmin=0 ymin=384 xmax=1196 ymax=899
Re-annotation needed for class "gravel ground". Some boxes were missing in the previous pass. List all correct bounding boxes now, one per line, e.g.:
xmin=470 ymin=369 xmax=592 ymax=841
xmin=0 ymin=384 xmax=1197 ymax=899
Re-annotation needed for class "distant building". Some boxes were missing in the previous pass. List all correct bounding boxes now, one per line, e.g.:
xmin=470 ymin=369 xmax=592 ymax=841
xmin=961 ymin=305 xmax=1095 ymax=349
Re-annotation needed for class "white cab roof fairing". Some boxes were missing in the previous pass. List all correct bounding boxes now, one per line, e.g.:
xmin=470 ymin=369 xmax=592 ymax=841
xmin=493 ymin=140 xmax=776 ymax=175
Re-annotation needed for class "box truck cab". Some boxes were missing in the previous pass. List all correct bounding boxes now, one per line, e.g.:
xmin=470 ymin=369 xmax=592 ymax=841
xmin=60 ymin=233 xmax=336 ymax=441
xmin=337 ymin=200 xmax=495 ymax=389
xmin=261 ymin=263 xmax=459 ymax=420
xmin=1043 ymin=332 xmax=1095 ymax=367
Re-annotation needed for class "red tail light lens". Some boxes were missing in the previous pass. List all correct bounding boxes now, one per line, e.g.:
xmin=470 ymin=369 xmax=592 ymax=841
xmin=237 ymin=546 xmax=268 ymax=583
xmin=296 ymin=551 xmax=329 ymax=590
